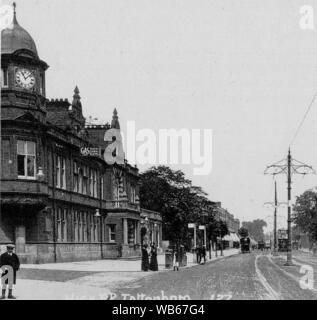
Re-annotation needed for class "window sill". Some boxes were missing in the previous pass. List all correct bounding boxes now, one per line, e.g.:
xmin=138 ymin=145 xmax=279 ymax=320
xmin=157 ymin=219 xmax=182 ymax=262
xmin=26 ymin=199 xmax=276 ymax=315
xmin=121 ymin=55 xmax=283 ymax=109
xmin=18 ymin=176 xmax=36 ymax=181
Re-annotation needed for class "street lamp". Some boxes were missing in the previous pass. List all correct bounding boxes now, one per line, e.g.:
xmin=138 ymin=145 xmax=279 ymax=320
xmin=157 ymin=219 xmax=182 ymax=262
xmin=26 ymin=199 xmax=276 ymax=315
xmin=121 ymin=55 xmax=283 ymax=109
xmin=36 ymin=167 xmax=45 ymax=180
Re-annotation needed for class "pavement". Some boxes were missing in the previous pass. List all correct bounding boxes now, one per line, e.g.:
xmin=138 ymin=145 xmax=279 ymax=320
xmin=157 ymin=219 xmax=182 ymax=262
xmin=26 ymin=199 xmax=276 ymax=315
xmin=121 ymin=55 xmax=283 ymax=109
xmin=5 ymin=248 xmax=239 ymax=300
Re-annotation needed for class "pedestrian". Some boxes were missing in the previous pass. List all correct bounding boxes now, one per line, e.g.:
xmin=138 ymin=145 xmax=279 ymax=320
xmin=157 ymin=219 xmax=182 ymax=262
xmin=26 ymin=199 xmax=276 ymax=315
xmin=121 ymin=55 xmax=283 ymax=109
xmin=149 ymin=243 xmax=158 ymax=271
xmin=201 ymin=245 xmax=206 ymax=264
xmin=196 ymin=245 xmax=201 ymax=264
xmin=141 ymin=244 xmax=149 ymax=271
xmin=0 ymin=244 xmax=20 ymax=299
xmin=173 ymin=247 xmax=179 ymax=271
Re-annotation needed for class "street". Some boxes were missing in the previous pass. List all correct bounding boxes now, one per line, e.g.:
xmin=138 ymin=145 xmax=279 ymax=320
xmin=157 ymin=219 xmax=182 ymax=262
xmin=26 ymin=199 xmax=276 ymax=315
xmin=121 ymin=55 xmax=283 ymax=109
xmin=7 ymin=249 xmax=317 ymax=300
xmin=113 ymin=251 xmax=317 ymax=300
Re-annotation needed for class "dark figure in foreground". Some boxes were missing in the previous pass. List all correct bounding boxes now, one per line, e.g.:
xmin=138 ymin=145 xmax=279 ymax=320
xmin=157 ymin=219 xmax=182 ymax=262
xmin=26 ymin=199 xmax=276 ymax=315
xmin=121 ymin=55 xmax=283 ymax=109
xmin=0 ymin=244 xmax=20 ymax=299
xmin=149 ymin=243 xmax=158 ymax=271
xmin=141 ymin=244 xmax=149 ymax=271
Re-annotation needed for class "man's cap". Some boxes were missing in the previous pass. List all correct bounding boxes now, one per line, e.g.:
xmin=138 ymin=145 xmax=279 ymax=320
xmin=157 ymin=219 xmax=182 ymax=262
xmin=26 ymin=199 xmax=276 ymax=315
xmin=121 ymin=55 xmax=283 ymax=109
xmin=6 ymin=244 xmax=15 ymax=249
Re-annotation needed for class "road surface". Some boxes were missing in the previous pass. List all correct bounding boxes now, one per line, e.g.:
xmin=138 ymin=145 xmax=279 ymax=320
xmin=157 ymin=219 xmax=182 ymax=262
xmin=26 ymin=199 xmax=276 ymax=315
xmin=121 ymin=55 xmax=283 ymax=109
xmin=113 ymin=251 xmax=317 ymax=300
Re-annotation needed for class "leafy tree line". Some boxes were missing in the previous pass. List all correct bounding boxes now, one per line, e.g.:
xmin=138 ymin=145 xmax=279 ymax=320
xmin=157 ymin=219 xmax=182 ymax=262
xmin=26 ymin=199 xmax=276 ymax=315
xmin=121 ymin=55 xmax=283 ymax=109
xmin=139 ymin=166 xmax=229 ymax=248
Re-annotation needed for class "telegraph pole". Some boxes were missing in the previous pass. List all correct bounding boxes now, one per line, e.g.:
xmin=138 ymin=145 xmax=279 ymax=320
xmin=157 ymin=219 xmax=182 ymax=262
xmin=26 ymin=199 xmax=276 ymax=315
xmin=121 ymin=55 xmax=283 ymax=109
xmin=265 ymin=149 xmax=315 ymax=266
xmin=274 ymin=181 xmax=278 ymax=256
xmin=286 ymin=150 xmax=292 ymax=265
xmin=264 ymin=182 xmax=286 ymax=256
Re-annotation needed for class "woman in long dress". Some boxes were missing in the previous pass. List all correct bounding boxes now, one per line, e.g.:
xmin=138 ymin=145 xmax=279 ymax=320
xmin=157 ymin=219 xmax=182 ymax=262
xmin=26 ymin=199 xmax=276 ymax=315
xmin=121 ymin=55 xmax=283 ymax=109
xmin=141 ymin=244 xmax=149 ymax=271
xmin=149 ymin=243 xmax=158 ymax=271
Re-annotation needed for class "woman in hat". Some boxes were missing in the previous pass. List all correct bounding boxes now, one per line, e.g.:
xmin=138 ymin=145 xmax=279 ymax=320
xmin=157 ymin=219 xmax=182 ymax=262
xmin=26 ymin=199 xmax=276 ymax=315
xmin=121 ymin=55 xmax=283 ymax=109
xmin=0 ymin=244 xmax=20 ymax=299
xmin=141 ymin=244 xmax=149 ymax=271
xmin=149 ymin=243 xmax=158 ymax=271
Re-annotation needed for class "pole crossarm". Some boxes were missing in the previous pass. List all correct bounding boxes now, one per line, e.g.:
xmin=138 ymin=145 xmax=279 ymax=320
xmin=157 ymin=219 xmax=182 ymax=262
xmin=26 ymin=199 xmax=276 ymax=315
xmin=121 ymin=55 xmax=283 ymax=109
xmin=264 ymin=158 xmax=315 ymax=176
xmin=263 ymin=202 xmax=288 ymax=209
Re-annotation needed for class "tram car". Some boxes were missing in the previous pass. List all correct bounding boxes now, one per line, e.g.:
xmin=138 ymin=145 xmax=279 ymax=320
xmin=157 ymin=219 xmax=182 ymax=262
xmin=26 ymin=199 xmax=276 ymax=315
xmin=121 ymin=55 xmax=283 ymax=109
xmin=240 ymin=237 xmax=251 ymax=253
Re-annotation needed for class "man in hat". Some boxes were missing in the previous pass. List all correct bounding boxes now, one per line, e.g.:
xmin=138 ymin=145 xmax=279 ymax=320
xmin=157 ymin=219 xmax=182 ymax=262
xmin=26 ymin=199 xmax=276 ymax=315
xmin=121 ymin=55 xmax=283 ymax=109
xmin=0 ymin=244 xmax=20 ymax=299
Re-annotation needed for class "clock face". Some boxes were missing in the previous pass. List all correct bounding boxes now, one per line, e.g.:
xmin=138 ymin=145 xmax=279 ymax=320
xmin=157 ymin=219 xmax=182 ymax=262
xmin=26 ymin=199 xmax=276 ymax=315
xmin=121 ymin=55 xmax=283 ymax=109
xmin=15 ymin=68 xmax=36 ymax=90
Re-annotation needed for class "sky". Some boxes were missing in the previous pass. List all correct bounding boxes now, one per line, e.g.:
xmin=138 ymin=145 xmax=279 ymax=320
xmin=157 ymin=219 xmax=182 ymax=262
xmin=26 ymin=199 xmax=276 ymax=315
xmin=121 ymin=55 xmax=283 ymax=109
xmin=2 ymin=0 xmax=317 ymax=228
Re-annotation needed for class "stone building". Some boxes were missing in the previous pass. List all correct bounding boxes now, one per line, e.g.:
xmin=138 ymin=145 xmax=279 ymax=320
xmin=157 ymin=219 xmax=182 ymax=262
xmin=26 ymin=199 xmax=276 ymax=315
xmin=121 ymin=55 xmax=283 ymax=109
xmin=0 ymin=4 xmax=162 ymax=263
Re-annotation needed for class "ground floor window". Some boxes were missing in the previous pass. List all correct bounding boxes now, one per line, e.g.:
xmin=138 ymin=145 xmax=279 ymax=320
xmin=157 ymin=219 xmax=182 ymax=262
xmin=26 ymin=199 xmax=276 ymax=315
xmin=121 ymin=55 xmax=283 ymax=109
xmin=128 ymin=220 xmax=137 ymax=245
xmin=108 ymin=224 xmax=116 ymax=243
xmin=56 ymin=208 xmax=67 ymax=242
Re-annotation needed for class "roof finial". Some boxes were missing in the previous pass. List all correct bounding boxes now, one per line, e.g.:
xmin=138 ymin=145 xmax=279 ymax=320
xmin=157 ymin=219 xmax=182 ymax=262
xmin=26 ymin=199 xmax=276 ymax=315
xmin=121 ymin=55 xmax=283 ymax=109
xmin=111 ymin=108 xmax=120 ymax=129
xmin=72 ymin=86 xmax=81 ymax=106
xmin=12 ymin=2 xmax=18 ymax=25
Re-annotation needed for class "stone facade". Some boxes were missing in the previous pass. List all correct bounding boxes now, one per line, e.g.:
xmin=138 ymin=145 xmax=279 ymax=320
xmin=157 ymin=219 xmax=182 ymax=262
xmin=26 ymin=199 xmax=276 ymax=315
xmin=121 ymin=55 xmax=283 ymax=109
xmin=0 ymin=5 xmax=162 ymax=263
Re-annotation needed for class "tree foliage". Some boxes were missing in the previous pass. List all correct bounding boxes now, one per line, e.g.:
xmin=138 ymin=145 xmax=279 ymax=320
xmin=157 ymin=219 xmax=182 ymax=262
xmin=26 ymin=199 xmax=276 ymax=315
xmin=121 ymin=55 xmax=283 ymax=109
xmin=293 ymin=189 xmax=317 ymax=243
xmin=238 ymin=227 xmax=249 ymax=238
xmin=241 ymin=219 xmax=267 ymax=241
xmin=139 ymin=166 xmax=228 ymax=246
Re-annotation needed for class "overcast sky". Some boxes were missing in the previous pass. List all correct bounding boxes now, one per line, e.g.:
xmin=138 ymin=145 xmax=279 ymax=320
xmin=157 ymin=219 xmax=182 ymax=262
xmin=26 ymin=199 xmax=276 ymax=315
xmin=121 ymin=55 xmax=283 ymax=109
xmin=4 ymin=0 xmax=317 ymax=228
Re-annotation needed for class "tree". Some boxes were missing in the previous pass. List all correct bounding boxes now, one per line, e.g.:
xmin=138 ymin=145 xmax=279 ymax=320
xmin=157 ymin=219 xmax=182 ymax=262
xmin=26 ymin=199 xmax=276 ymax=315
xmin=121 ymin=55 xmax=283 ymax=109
xmin=139 ymin=166 xmax=215 ymax=246
xmin=238 ymin=227 xmax=249 ymax=238
xmin=241 ymin=219 xmax=267 ymax=242
xmin=207 ymin=219 xmax=229 ymax=242
xmin=293 ymin=189 xmax=317 ymax=243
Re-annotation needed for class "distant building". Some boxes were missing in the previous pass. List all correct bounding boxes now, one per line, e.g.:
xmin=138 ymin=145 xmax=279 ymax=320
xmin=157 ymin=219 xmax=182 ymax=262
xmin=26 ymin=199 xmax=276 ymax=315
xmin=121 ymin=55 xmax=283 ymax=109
xmin=0 ymin=5 xmax=162 ymax=263
xmin=212 ymin=202 xmax=240 ymax=246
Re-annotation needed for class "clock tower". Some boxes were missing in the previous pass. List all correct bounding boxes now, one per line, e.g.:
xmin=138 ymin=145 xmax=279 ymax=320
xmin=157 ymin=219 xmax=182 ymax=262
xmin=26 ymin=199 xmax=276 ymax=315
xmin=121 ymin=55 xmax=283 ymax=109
xmin=1 ymin=3 xmax=49 ymax=123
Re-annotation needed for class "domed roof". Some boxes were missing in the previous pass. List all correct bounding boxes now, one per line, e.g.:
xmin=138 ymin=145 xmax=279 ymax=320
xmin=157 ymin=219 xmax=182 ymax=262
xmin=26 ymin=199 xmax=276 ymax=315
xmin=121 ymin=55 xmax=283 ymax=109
xmin=1 ymin=4 xmax=38 ymax=57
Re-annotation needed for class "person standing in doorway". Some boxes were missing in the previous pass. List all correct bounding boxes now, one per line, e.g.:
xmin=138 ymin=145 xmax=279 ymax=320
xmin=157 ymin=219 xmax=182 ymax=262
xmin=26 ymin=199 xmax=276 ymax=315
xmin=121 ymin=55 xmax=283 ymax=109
xmin=0 ymin=244 xmax=20 ymax=299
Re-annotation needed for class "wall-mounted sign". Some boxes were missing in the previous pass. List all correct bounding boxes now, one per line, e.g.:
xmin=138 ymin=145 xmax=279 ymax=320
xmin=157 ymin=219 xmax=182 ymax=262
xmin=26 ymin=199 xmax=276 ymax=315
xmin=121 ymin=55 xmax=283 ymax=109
xmin=80 ymin=147 xmax=102 ymax=157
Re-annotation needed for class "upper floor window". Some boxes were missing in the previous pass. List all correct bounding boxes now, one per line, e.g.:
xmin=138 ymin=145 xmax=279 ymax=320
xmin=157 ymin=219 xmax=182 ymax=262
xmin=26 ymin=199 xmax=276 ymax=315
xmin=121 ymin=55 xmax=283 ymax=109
xmin=131 ymin=186 xmax=136 ymax=203
xmin=1 ymin=68 xmax=8 ymax=88
xmin=82 ymin=166 xmax=88 ymax=195
xmin=101 ymin=176 xmax=104 ymax=200
xmin=78 ymin=167 xmax=83 ymax=194
xmin=17 ymin=140 xmax=36 ymax=179
xmin=73 ymin=162 xmax=79 ymax=192
xmin=93 ymin=170 xmax=98 ymax=198
xmin=89 ymin=169 xmax=93 ymax=196
xmin=39 ymin=73 xmax=45 ymax=95
xmin=56 ymin=156 xmax=66 ymax=189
